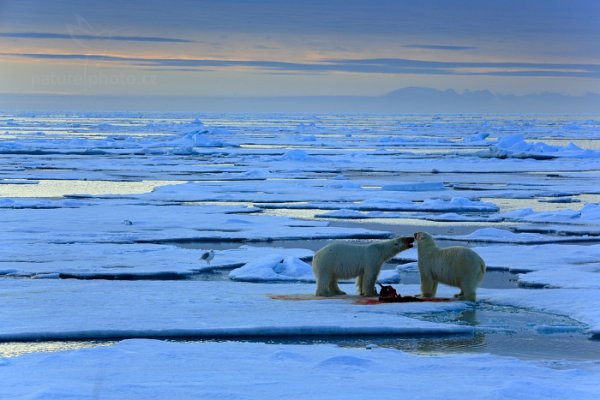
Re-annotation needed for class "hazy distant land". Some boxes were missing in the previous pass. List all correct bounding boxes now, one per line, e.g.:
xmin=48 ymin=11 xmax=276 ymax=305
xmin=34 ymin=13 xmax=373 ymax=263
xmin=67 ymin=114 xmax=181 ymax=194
xmin=3 ymin=87 xmax=600 ymax=113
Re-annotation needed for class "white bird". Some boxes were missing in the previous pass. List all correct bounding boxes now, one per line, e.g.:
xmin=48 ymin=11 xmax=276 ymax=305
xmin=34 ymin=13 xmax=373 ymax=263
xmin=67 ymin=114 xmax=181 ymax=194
xmin=200 ymin=249 xmax=215 ymax=265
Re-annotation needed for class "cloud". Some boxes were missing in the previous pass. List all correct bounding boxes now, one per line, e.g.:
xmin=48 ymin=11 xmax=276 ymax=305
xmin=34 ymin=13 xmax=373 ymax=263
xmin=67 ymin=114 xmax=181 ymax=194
xmin=4 ymin=52 xmax=600 ymax=79
xmin=0 ymin=31 xmax=192 ymax=43
xmin=403 ymin=44 xmax=477 ymax=51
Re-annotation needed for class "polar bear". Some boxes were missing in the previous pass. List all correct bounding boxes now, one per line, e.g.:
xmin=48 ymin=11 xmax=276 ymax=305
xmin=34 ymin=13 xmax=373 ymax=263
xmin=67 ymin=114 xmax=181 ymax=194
xmin=414 ymin=231 xmax=485 ymax=301
xmin=312 ymin=237 xmax=414 ymax=297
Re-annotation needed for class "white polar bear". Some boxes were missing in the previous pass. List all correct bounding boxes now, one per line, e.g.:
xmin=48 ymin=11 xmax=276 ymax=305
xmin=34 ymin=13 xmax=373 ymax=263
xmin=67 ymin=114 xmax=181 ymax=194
xmin=414 ymin=231 xmax=486 ymax=301
xmin=312 ymin=237 xmax=414 ymax=297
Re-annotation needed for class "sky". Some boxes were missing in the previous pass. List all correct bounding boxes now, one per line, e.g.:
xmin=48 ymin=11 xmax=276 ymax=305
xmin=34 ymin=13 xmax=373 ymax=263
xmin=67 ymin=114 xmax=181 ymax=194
xmin=1 ymin=0 xmax=600 ymax=104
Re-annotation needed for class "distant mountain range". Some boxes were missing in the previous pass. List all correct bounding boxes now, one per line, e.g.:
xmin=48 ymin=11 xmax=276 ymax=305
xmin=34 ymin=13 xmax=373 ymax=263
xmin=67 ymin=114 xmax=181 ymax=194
xmin=381 ymin=87 xmax=600 ymax=113
xmin=2 ymin=87 xmax=600 ymax=113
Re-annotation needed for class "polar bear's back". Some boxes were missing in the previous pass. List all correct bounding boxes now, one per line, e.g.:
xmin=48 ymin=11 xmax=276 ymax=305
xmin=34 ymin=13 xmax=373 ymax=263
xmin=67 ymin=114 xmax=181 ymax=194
xmin=314 ymin=241 xmax=371 ymax=263
xmin=435 ymin=246 xmax=486 ymax=285
xmin=313 ymin=241 xmax=373 ymax=278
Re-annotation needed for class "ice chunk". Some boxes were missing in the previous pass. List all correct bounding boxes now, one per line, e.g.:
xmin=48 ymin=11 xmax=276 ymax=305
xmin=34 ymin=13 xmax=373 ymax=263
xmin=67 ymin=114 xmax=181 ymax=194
xmin=439 ymin=228 xmax=595 ymax=244
xmin=229 ymin=255 xmax=314 ymax=282
xmin=500 ymin=203 xmax=600 ymax=225
xmin=486 ymin=134 xmax=600 ymax=159
xmin=462 ymin=132 xmax=490 ymax=143
xmin=382 ymin=182 xmax=446 ymax=191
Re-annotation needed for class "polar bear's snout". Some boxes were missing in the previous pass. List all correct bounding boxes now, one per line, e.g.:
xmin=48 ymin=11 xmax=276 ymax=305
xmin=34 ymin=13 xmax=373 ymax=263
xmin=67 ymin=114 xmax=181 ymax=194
xmin=401 ymin=236 xmax=414 ymax=248
xmin=414 ymin=231 xmax=432 ymax=242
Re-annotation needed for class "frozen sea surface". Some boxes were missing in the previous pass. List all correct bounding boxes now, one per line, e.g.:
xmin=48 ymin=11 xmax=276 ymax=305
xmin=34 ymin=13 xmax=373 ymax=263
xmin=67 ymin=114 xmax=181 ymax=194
xmin=2 ymin=340 xmax=600 ymax=400
xmin=1 ymin=113 xmax=600 ymax=399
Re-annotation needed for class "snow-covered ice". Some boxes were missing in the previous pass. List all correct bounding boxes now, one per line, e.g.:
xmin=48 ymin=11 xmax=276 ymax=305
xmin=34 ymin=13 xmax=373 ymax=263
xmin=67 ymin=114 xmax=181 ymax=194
xmin=2 ymin=339 xmax=600 ymax=400
xmin=0 ymin=202 xmax=389 ymax=244
xmin=0 ymin=279 xmax=469 ymax=341
xmin=1 ymin=113 xmax=600 ymax=399
xmin=479 ymin=288 xmax=600 ymax=336
xmin=484 ymin=133 xmax=600 ymax=159
xmin=229 ymin=254 xmax=314 ymax=282
xmin=0 ymin=243 xmax=313 ymax=278
xmin=354 ymin=196 xmax=499 ymax=212
xmin=437 ymin=227 xmax=598 ymax=244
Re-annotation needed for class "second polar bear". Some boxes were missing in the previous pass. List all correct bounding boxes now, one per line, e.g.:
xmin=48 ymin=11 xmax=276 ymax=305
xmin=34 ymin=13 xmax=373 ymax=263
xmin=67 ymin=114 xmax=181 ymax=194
xmin=312 ymin=237 xmax=414 ymax=297
xmin=414 ymin=231 xmax=486 ymax=301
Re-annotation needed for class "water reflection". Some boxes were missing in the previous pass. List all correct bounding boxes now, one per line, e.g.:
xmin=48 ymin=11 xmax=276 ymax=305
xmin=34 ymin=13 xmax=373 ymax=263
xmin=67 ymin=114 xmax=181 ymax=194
xmin=0 ymin=179 xmax=182 ymax=198
xmin=401 ymin=303 xmax=597 ymax=361
xmin=0 ymin=341 xmax=113 ymax=358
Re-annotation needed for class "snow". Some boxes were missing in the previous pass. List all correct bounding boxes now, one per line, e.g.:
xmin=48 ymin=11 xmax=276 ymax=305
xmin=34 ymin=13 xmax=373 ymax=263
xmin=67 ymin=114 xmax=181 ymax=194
xmin=463 ymin=131 xmax=490 ymax=142
xmin=485 ymin=134 xmax=600 ymax=159
xmin=354 ymin=196 xmax=498 ymax=212
xmin=278 ymin=149 xmax=326 ymax=162
xmin=466 ymin=243 xmax=600 ymax=289
xmin=0 ymin=280 xmax=470 ymax=341
xmin=0 ymin=197 xmax=89 ymax=209
xmin=424 ymin=212 xmax=503 ymax=222
xmin=500 ymin=203 xmax=600 ymax=224
xmin=382 ymin=181 xmax=446 ymax=191
xmin=0 ymin=202 xmax=389 ymax=244
xmin=2 ymin=113 xmax=600 ymax=398
xmin=0 ymin=179 xmax=38 ymax=184
xmin=438 ymin=227 xmax=597 ymax=244
xmin=517 ymin=266 xmax=600 ymax=289
xmin=317 ymin=209 xmax=376 ymax=219
xmin=0 ymin=243 xmax=313 ymax=277
xmin=2 ymin=339 xmax=600 ymax=400
xmin=229 ymin=255 xmax=314 ymax=282
xmin=471 ymin=243 xmax=600 ymax=274
xmin=480 ymin=288 xmax=600 ymax=336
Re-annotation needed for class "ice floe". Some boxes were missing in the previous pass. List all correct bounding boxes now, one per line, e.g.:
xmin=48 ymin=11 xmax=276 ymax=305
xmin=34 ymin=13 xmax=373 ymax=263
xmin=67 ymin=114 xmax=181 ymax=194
xmin=438 ymin=227 xmax=597 ymax=244
xmin=0 ymin=280 xmax=469 ymax=341
xmin=229 ymin=255 xmax=314 ymax=282
xmin=471 ymin=243 xmax=600 ymax=274
xmin=517 ymin=267 xmax=600 ymax=289
xmin=3 ymin=339 xmax=600 ymax=400
xmin=480 ymin=288 xmax=600 ymax=336
xmin=0 ymin=202 xmax=389 ymax=244
xmin=484 ymin=134 xmax=600 ymax=159
xmin=382 ymin=181 xmax=446 ymax=191
xmin=0 ymin=198 xmax=89 ymax=209
xmin=2 ymin=113 xmax=600 ymax=395
xmin=500 ymin=203 xmax=600 ymax=224
xmin=0 ymin=243 xmax=313 ymax=278
xmin=354 ymin=197 xmax=498 ymax=212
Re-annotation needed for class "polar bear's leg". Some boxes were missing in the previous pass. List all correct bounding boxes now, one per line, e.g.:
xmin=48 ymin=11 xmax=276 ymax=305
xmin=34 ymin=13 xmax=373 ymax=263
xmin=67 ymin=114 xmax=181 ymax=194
xmin=456 ymin=270 xmax=481 ymax=301
xmin=457 ymin=285 xmax=477 ymax=301
xmin=361 ymin=268 xmax=379 ymax=297
xmin=314 ymin=268 xmax=334 ymax=296
xmin=329 ymin=276 xmax=346 ymax=295
xmin=455 ymin=292 xmax=476 ymax=301
xmin=355 ymin=274 xmax=364 ymax=296
xmin=420 ymin=275 xmax=438 ymax=298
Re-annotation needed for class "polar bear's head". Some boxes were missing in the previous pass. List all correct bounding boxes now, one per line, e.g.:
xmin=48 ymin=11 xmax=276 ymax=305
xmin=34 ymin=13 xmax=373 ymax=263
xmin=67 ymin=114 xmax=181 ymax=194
xmin=393 ymin=236 xmax=414 ymax=249
xmin=414 ymin=231 xmax=434 ymax=243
